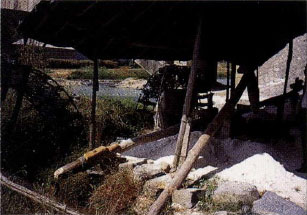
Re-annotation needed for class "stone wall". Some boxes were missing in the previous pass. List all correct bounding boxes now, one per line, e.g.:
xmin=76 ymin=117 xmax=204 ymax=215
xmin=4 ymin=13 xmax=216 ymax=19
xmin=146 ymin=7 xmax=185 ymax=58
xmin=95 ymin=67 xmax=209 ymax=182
xmin=257 ymin=33 xmax=307 ymax=100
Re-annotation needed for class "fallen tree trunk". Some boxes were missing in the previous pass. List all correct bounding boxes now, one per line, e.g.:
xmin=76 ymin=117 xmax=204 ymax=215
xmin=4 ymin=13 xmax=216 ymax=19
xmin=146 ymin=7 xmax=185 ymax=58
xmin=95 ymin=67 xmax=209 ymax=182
xmin=148 ymin=70 xmax=252 ymax=215
xmin=0 ymin=172 xmax=84 ymax=215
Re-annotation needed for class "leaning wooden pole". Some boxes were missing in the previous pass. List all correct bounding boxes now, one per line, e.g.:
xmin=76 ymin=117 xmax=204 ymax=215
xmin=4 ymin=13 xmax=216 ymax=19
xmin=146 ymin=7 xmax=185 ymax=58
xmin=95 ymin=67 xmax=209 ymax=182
xmin=148 ymin=69 xmax=252 ymax=215
xmin=0 ymin=173 xmax=84 ymax=215
xmin=89 ymin=59 xmax=99 ymax=149
xmin=173 ymin=19 xmax=202 ymax=169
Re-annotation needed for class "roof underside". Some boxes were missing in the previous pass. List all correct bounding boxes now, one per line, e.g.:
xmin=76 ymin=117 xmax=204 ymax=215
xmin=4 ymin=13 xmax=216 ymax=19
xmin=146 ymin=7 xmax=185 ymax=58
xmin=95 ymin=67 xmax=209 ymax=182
xmin=19 ymin=1 xmax=306 ymax=66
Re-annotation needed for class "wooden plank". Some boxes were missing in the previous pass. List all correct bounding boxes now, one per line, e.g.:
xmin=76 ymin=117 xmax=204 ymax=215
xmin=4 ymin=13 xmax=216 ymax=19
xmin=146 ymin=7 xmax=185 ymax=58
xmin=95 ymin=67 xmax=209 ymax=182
xmin=148 ymin=70 xmax=252 ymax=215
xmin=0 ymin=173 xmax=84 ymax=215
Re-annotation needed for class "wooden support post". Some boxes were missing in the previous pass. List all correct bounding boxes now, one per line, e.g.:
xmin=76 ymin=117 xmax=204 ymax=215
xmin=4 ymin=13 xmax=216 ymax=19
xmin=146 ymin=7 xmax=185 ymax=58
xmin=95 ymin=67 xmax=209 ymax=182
xmin=148 ymin=70 xmax=253 ymax=215
xmin=247 ymin=70 xmax=260 ymax=112
xmin=89 ymin=59 xmax=99 ymax=149
xmin=230 ymin=63 xmax=236 ymax=98
xmin=0 ymin=173 xmax=84 ymax=215
xmin=173 ymin=19 xmax=202 ymax=169
xmin=226 ymin=61 xmax=230 ymax=101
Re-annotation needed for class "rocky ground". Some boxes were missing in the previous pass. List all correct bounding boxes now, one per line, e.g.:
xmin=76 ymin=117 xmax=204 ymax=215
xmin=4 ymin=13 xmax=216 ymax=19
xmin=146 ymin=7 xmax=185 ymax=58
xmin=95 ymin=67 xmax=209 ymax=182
xmin=120 ymin=124 xmax=307 ymax=214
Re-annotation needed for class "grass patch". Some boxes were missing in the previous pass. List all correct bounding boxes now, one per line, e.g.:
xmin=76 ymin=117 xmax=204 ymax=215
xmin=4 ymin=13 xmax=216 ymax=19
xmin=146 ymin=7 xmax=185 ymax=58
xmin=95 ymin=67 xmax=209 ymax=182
xmin=197 ymin=178 xmax=246 ymax=213
xmin=77 ymin=96 xmax=153 ymax=144
xmin=67 ymin=66 xmax=150 ymax=80
xmin=89 ymin=168 xmax=142 ymax=215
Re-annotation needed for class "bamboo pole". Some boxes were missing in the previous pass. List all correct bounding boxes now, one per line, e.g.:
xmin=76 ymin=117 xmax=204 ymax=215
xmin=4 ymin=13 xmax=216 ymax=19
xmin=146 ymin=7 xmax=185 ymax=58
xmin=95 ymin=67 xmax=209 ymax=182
xmin=148 ymin=70 xmax=252 ymax=215
xmin=0 ymin=173 xmax=84 ymax=215
xmin=54 ymin=123 xmax=181 ymax=179
xmin=173 ymin=19 xmax=202 ymax=169
xmin=178 ymin=119 xmax=191 ymax=166
xmin=53 ymin=116 xmax=215 ymax=179
xmin=89 ymin=59 xmax=99 ymax=149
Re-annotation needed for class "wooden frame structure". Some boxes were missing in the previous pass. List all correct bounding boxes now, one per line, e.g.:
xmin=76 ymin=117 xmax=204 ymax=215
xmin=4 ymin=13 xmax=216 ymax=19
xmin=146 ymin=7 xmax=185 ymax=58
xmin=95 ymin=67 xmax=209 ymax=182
xmin=9 ymin=1 xmax=306 ymax=214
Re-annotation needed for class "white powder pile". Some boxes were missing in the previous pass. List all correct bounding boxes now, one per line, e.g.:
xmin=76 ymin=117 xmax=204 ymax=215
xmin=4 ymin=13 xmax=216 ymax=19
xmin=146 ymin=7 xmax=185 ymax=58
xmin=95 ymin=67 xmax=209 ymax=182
xmin=123 ymin=131 xmax=307 ymax=209
xmin=217 ymin=153 xmax=307 ymax=209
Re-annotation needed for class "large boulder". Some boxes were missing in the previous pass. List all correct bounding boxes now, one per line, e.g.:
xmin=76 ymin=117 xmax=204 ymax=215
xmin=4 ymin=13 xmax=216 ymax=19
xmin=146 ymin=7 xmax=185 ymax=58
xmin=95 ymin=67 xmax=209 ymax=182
xmin=252 ymin=191 xmax=306 ymax=215
xmin=118 ymin=156 xmax=147 ymax=169
xmin=212 ymin=181 xmax=260 ymax=206
xmin=172 ymin=188 xmax=205 ymax=209
xmin=133 ymin=162 xmax=170 ymax=181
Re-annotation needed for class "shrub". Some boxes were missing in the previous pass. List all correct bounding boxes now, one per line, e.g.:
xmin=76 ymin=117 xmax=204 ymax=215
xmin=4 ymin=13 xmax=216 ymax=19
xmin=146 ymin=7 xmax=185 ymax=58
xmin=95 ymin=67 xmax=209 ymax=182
xmin=47 ymin=59 xmax=121 ymax=69
xmin=55 ymin=172 xmax=93 ymax=207
xmin=47 ymin=59 xmax=92 ymax=69
xmin=67 ymin=67 xmax=149 ymax=80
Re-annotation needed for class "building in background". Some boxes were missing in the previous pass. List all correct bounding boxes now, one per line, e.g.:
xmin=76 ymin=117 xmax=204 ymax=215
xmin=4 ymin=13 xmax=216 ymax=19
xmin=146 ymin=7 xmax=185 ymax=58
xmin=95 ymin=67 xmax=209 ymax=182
xmin=1 ymin=0 xmax=40 ymax=12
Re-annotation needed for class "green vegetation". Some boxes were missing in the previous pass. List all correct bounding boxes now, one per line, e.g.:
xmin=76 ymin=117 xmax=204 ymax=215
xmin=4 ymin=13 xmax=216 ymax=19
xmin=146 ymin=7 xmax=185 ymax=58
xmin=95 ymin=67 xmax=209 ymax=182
xmin=67 ymin=66 xmax=150 ymax=80
xmin=1 ymin=88 xmax=153 ymax=214
xmin=77 ymin=96 xmax=153 ymax=144
xmin=197 ymin=178 xmax=244 ymax=213
xmin=47 ymin=59 xmax=121 ymax=69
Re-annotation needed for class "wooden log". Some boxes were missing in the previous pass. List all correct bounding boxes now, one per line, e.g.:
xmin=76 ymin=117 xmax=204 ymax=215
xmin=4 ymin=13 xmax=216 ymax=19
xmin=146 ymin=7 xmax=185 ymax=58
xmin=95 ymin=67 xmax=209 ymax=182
xmin=173 ymin=19 xmax=202 ymax=169
xmin=148 ymin=70 xmax=252 ymax=215
xmin=0 ymin=172 xmax=84 ymax=215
